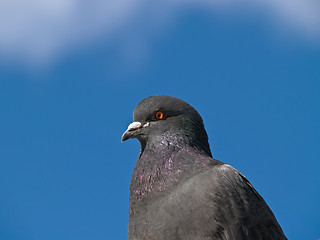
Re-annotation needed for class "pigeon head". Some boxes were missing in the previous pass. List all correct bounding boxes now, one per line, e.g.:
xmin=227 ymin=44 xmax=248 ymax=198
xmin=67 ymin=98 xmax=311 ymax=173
xmin=122 ymin=95 xmax=212 ymax=157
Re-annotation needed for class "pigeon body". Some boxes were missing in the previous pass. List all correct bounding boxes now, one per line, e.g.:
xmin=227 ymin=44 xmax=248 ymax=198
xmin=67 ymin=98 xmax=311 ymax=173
xmin=122 ymin=95 xmax=286 ymax=240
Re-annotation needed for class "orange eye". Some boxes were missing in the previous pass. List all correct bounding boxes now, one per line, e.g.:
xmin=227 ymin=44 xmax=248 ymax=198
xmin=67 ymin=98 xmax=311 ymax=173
xmin=155 ymin=110 xmax=165 ymax=120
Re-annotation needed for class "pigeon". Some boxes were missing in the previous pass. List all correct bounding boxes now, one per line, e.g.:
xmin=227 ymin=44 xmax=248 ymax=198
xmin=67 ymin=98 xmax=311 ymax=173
xmin=121 ymin=95 xmax=287 ymax=240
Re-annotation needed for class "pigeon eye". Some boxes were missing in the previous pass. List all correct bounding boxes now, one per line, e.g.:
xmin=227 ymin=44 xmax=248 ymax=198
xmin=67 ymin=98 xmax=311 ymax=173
xmin=155 ymin=110 xmax=165 ymax=120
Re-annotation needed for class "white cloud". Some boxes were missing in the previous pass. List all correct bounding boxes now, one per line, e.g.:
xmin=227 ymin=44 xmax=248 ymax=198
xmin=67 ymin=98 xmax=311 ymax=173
xmin=0 ymin=0 xmax=144 ymax=65
xmin=0 ymin=0 xmax=319 ymax=66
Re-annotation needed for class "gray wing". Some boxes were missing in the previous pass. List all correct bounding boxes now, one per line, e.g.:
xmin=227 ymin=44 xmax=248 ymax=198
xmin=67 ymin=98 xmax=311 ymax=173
xmin=157 ymin=163 xmax=287 ymax=240
xmin=196 ymin=164 xmax=287 ymax=240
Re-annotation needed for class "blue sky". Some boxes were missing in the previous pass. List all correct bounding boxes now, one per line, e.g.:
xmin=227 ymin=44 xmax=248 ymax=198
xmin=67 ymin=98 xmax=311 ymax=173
xmin=0 ymin=1 xmax=319 ymax=240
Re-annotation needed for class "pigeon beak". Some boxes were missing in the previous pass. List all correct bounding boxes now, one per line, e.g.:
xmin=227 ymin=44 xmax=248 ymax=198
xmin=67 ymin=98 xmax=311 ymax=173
xmin=121 ymin=122 xmax=149 ymax=142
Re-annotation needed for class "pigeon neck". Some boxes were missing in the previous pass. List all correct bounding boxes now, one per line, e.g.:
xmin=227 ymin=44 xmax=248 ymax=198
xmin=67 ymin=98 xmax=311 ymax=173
xmin=129 ymin=139 xmax=215 ymax=214
xmin=139 ymin=130 xmax=212 ymax=159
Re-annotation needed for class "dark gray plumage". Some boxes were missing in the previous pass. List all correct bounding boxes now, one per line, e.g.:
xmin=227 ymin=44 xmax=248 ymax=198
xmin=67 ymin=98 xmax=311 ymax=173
xmin=122 ymin=95 xmax=286 ymax=240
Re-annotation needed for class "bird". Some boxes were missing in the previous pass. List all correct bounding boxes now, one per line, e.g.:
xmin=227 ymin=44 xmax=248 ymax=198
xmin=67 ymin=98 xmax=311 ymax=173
xmin=121 ymin=95 xmax=287 ymax=240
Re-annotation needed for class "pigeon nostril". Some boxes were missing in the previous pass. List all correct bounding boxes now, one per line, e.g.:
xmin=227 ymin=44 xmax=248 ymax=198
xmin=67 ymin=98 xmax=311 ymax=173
xmin=127 ymin=122 xmax=142 ymax=131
